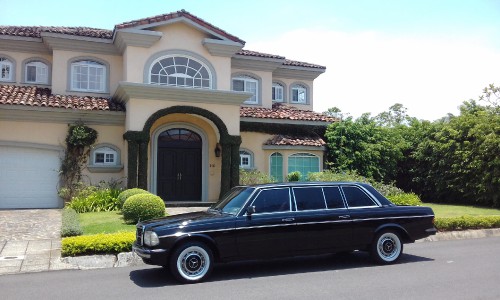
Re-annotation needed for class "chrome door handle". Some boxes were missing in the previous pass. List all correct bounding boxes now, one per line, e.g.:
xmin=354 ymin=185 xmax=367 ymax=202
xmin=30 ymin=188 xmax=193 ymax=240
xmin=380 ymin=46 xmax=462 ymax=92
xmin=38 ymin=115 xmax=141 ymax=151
xmin=282 ymin=218 xmax=295 ymax=222
xmin=339 ymin=215 xmax=351 ymax=219
xmin=179 ymin=173 xmax=182 ymax=181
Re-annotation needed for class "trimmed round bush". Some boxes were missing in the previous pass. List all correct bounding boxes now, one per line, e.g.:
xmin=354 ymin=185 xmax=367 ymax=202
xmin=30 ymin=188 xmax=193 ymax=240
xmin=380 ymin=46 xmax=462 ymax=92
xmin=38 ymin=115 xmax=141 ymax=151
xmin=122 ymin=193 xmax=165 ymax=224
xmin=117 ymin=188 xmax=149 ymax=209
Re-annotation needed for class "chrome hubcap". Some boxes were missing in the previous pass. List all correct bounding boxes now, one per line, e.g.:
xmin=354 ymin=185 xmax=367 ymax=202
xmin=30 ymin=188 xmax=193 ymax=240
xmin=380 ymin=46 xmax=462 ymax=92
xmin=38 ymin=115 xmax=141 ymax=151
xmin=377 ymin=233 xmax=400 ymax=261
xmin=177 ymin=246 xmax=209 ymax=280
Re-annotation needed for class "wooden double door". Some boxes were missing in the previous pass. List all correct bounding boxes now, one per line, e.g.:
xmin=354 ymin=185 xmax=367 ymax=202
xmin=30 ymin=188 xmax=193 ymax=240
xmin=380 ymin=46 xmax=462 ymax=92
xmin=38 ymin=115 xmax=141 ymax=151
xmin=157 ymin=128 xmax=202 ymax=201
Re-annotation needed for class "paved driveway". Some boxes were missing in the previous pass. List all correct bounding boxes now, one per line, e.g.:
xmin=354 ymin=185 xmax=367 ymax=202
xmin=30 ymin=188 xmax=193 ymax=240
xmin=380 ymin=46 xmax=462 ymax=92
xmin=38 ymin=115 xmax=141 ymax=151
xmin=0 ymin=209 xmax=61 ymax=241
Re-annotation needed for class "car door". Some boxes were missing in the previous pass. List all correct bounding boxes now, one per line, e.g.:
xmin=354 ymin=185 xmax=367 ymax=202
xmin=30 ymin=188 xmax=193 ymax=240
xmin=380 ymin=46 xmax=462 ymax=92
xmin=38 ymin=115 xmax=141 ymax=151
xmin=235 ymin=187 xmax=298 ymax=260
xmin=293 ymin=186 xmax=353 ymax=254
xmin=342 ymin=185 xmax=381 ymax=247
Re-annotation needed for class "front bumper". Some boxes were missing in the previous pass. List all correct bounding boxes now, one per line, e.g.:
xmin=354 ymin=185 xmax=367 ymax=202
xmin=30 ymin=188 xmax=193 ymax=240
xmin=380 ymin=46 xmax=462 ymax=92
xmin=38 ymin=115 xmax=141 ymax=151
xmin=132 ymin=243 xmax=169 ymax=266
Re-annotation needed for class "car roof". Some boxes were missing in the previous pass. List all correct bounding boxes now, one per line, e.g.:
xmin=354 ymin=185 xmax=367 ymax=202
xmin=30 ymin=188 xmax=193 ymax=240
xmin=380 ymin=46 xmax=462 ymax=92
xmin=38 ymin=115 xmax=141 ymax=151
xmin=236 ymin=181 xmax=370 ymax=189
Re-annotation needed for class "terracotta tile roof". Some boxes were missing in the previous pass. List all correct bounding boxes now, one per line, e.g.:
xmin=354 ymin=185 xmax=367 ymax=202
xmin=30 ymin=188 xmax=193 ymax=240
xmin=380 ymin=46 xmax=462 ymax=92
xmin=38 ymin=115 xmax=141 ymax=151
xmin=0 ymin=26 xmax=113 ymax=39
xmin=283 ymin=59 xmax=326 ymax=70
xmin=265 ymin=134 xmax=326 ymax=147
xmin=0 ymin=85 xmax=125 ymax=111
xmin=236 ymin=49 xmax=285 ymax=59
xmin=240 ymin=103 xmax=337 ymax=123
xmin=115 ymin=10 xmax=245 ymax=44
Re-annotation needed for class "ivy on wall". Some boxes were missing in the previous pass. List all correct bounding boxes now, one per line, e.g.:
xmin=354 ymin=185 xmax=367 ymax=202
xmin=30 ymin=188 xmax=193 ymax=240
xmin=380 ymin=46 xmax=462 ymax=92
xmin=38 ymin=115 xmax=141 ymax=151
xmin=59 ymin=122 xmax=98 ymax=202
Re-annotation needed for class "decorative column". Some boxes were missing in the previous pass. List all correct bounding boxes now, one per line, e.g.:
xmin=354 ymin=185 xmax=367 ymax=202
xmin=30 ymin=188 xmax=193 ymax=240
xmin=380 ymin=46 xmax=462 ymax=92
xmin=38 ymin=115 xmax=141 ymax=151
xmin=123 ymin=131 xmax=149 ymax=189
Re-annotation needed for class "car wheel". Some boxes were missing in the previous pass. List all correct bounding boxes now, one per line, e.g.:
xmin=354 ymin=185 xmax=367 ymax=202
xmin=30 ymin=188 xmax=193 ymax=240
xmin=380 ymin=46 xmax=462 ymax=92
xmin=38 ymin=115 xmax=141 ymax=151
xmin=371 ymin=230 xmax=403 ymax=264
xmin=169 ymin=241 xmax=213 ymax=283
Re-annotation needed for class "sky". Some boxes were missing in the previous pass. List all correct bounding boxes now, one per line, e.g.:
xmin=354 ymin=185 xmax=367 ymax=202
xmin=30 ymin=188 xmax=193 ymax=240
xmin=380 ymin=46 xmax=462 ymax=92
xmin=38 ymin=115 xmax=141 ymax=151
xmin=2 ymin=0 xmax=500 ymax=121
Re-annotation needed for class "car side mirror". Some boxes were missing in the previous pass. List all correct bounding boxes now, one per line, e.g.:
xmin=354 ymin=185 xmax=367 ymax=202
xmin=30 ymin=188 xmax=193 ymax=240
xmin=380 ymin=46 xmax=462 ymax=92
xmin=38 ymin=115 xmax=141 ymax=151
xmin=246 ymin=206 xmax=256 ymax=216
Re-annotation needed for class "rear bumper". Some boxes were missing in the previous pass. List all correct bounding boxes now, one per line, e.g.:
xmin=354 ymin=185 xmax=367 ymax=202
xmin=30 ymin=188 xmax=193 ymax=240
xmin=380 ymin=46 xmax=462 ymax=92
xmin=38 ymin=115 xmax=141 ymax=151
xmin=426 ymin=227 xmax=438 ymax=235
xmin=132 ymin=243 xmax=169 ymax=266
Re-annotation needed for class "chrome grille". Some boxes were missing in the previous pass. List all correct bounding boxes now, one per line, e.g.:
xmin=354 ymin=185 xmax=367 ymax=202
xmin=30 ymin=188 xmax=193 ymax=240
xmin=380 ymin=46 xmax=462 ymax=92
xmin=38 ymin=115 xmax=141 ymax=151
xmin=136 ymin=226 xmax=144 ymax=246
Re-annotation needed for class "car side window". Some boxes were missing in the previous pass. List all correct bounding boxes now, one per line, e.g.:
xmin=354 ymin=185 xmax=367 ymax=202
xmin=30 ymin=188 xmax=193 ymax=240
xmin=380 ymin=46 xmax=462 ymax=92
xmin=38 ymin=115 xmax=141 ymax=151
xmin=251 ymin=188 xmax=290 ymax=213
xmin=342 ymin=186 xmax=377 ymax=208
xmin=293 ymin=187 xmax=326 ymax=211
xmin=323 ymin=187 xmax=346 ymax=209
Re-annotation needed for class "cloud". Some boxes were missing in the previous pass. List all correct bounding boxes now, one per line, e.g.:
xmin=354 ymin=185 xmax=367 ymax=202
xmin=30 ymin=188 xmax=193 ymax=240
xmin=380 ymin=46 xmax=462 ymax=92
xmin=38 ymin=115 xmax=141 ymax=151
xmin=247 ymin=28 xmax=500 ymax=120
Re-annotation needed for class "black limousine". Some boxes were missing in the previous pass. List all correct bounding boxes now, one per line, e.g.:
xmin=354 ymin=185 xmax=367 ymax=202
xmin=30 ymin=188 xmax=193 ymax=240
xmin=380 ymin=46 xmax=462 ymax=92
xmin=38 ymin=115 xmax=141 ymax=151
xmin=133 ymin=182 xmax=436 ymax=283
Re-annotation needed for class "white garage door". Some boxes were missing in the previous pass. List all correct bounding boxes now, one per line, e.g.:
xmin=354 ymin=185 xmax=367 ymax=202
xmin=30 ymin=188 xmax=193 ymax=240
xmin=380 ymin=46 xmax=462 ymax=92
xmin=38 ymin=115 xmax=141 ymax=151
xmin=0 ymin=144 xmax=61 ymax=209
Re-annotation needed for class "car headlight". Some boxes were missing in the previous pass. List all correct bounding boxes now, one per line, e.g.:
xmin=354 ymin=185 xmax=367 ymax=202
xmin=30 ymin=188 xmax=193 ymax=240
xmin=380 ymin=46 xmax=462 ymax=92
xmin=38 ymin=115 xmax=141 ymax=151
xmin=144 ymin=230 xmax=159 ymax=246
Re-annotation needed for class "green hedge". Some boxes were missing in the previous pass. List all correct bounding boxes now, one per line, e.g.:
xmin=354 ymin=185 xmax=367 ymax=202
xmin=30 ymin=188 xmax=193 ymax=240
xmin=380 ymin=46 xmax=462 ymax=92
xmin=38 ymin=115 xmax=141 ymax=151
xmin=61 ymin=208 xmax=83 ymax=237
xmin=62 ymin=232 xmax=135 ymax=256
xmin=435 ymin=216 xmax=500 ymax=231
xmin=387 ymin=193 xmax=423 ymax=206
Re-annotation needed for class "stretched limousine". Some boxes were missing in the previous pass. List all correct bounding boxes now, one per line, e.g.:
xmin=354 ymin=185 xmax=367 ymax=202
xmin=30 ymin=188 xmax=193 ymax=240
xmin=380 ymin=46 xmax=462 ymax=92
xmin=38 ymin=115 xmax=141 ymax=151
xmin=133 ymin=182 xmax=436 ymax=283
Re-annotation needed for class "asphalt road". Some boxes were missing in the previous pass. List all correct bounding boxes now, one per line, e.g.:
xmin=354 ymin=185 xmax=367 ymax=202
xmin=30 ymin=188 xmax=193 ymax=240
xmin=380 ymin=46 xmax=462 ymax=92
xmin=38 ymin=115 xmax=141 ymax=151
xmin=1 ymin=237 xmax=499 ymax=300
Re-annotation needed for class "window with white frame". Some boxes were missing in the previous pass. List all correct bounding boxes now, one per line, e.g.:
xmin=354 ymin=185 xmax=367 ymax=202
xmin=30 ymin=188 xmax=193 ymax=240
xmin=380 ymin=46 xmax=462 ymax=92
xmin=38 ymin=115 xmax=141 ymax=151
xmin=93 ymin=147 xmax=117 ymax=165
xmin=71 ymin=60 xmax=106 ymax=92
xmin=25 ymin=61 xmax=48 ymax=84
xmin=150 ymin=56 xmax=211 ymax=89
xmin=233 ymin=76 xmax=258 ymax=104
xmin=0 ymin=57 xmax=13 ymax=81
xmin=291 ymin=84 xmax=307 ymax=103
xmin=272 ymin=82 xmax=284 ymax=102
xmin=239 ymin=150 xmax=253 ymax=169
xmin=288 ymin=153 xmax=320 ymax=178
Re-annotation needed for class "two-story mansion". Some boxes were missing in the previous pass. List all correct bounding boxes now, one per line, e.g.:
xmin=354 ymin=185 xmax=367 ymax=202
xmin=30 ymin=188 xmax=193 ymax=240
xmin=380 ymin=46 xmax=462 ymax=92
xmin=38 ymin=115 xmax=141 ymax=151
xmin=0 ymin=10 xmax=335 ymax=209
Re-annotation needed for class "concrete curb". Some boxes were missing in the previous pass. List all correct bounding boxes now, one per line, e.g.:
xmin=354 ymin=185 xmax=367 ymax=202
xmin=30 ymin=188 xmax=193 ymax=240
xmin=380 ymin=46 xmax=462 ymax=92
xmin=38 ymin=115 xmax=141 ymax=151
xmin=59 ymin=228 xmax=500 ymax=270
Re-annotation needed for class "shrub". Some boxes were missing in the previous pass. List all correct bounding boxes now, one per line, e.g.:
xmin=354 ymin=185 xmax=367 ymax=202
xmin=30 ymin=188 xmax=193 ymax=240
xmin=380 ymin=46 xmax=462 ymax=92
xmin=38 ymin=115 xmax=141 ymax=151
xmin=62 ymin=232 xmax=135 ymax=256
xmin=435 ymin=216 xmax=500 ymax=231
xmin=122 ymin=193 xmax=165 ymax=224
xmin=61 ymin=208 xmax=83 ymax=237
xmin=387 ymin=193 xmax=423 ymax=206
xmin=239 ymin=169 xmax=276 ymax=185
xmin=66 ymin=187 xmax=122 ymax=213
xmin=117 ymin=188 xmax=150 ymax=209
xmin=287 ymin=171 xmax=302 ymax=182
xmin=307 ymin=170 xmax=404 ymax=197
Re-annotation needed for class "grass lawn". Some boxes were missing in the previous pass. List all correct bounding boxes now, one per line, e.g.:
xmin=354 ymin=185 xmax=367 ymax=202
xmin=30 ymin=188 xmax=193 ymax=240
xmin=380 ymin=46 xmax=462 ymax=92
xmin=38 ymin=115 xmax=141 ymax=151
xmin=79 ymin=211 xmax=136 ymax=235
xmin=424 ymin=203 xmax=500 ymax=217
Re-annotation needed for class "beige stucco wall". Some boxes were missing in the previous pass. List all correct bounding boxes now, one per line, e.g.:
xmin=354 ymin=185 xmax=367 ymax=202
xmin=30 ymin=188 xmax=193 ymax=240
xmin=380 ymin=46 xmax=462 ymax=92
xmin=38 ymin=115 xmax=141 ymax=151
xmin=0 ymin=120 xmax=126 ymax=186
xmin=122 ymin=23 xmax=233 ymax=90
xmin=125 ymin=98 xmax=240 ymax=135
xmin=50 ymin=50 xmax=123 ymax=96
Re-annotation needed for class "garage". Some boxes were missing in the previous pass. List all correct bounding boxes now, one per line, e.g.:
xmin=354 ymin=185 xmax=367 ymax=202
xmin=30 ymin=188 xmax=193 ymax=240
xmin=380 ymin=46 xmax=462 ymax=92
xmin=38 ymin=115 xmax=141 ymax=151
xmin=0 ymin=143 xmax=62 ymax=209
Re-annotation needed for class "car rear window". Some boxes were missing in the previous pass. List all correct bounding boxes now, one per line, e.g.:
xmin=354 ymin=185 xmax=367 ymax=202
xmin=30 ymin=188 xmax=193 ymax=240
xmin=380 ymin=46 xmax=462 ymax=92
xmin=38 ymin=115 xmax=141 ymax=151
xmin=342 ymin=186 xmax=377 ymax=208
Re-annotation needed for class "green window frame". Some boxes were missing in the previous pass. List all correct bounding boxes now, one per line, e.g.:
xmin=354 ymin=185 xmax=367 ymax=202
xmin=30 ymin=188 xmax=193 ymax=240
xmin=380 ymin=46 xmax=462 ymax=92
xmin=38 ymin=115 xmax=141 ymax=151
xmin=287 ymin=153 xmax=320 ymax=179
xmin=270 ymin=152 xmax=283 ymax=182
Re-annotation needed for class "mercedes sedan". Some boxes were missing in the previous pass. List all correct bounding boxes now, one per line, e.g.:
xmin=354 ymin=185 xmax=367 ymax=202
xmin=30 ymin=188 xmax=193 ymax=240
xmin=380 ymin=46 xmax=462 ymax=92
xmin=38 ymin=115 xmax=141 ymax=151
xmin=133 ymin=182 xmax=436 ymax=283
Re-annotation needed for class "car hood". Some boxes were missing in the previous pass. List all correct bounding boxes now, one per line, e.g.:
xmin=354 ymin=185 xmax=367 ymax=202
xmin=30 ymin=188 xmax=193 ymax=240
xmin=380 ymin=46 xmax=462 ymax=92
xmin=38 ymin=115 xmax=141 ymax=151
xmin=138 ymin=210 xmax=232 ymax=230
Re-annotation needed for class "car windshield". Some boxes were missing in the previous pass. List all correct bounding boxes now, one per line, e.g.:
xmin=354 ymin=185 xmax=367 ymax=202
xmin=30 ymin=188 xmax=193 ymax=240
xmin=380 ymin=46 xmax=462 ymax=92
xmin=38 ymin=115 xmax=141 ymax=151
xmin=210 ymin=187 xmax=254 ymax=215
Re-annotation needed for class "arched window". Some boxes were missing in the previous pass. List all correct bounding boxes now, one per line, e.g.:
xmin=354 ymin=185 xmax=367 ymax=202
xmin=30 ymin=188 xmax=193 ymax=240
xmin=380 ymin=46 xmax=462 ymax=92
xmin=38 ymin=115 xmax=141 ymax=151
xmin=270 ymin=152 xmax=283 ymax=182
xmin=291 ymin=84 xmax=307 ymax=104
xmin=149 ymin=56 xmax=211 ymax=89
xmin=71 ymin=60 xmax=106 ymax=92
xmin=25 ymin=61 xmax=49 ymax=84
xmin=239 ymin=149 xmax=253 ymax=169
xmin=288 ymin=153 xmax=319 ymax=178
xmin=232 ymin=75 xmax=258 ymax=104
xmin=272 ymin=82 xmax=284 ymax=102
xmin=0 ymin=57 xmax=13 ymax=81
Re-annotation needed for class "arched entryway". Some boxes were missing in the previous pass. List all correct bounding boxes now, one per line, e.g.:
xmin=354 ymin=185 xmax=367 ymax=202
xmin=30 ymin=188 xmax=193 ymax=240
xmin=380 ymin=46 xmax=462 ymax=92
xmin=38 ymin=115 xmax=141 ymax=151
xmin=154 ymin=127 xmax=205 ymax=201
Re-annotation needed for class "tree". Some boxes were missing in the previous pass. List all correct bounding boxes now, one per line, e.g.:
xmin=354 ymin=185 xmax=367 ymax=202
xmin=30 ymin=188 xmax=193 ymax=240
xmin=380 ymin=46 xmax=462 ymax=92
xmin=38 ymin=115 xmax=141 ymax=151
xmin=324 ymin=113 xmax=404 ymax=183
xmin=374 ymin=103 xmax=410 ymax=127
